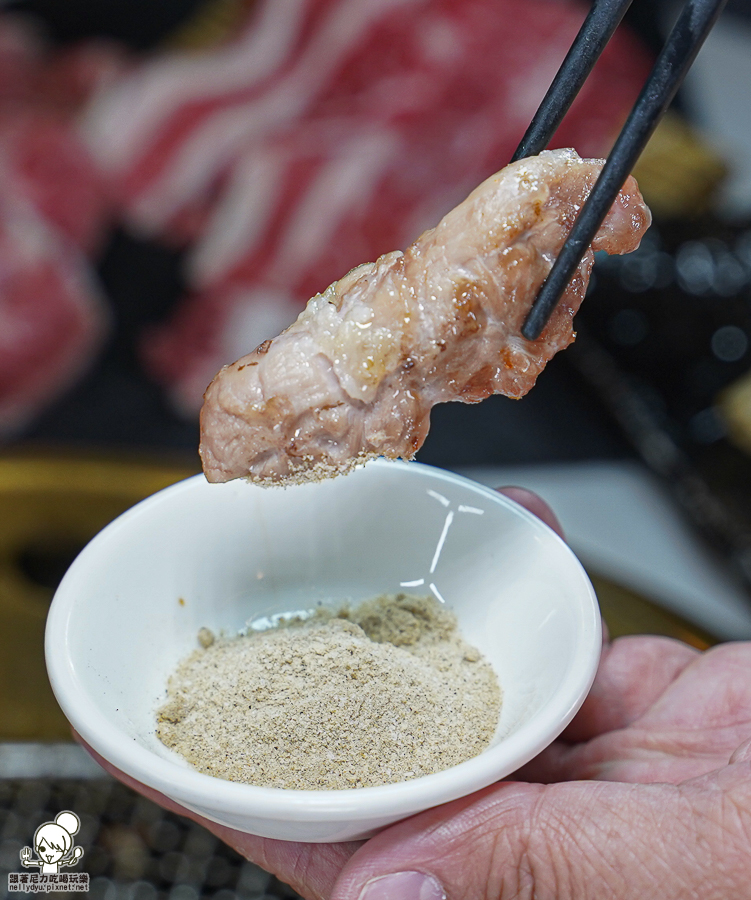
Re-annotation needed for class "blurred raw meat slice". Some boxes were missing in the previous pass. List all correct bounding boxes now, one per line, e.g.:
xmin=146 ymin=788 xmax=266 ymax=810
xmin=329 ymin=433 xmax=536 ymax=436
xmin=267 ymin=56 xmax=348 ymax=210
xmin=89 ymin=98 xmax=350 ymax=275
xmin=80 ymin=0 xmax=651 ymax=413
xmin=0 ymin=15 xmax=43 ymax=107
xmin=81 ymin=0 xmax=650 ymax=246
xmin=0 ymin=15 xmax=122 ymax=435
xmin=33 ymin=39 xmax=131 ymax=119
xmin=79 ymin=0 xmax=354 ymax=235
xmin=0 ymin=113 xmax=113 ymax=253
xmin=188 ymin=120 xmax=406 ymax=292
xmin=0 ymin=193 xmax=108 ymax=435
xmin=0 ymin=17 xmax=124 ymax=254
xmin=0 ymin=15 xmax=127 ymax=116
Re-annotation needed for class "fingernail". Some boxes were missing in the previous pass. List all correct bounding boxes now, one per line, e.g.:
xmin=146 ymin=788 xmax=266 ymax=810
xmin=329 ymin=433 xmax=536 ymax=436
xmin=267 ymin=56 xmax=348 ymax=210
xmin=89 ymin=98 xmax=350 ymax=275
xmin=358 ymin=871 xmax=446 ymax=900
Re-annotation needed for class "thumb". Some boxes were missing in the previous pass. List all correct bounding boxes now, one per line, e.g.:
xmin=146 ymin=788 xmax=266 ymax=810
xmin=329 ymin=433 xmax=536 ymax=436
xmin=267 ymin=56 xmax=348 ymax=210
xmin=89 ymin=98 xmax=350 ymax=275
xmin=329 ymin=779 xmax=726 ymax=900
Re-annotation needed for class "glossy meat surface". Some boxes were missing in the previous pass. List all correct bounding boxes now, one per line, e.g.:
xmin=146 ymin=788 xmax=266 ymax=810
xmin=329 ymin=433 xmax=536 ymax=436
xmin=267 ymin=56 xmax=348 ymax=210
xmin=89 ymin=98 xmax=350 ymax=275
xmin=200 ymin=150 xmax=651 ymax=484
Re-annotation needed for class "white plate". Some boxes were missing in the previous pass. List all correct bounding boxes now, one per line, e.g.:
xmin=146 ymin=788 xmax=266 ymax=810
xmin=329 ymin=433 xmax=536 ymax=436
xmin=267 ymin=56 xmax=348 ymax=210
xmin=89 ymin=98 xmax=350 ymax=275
xmin=46 ymin=459 xmax=600 ymax=842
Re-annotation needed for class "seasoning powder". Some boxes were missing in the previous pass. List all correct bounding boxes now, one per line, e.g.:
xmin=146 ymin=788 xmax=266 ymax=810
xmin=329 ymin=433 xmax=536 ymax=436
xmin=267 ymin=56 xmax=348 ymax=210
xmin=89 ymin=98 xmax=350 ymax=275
xmin=157 ymin=593 xmax=501 ymax=790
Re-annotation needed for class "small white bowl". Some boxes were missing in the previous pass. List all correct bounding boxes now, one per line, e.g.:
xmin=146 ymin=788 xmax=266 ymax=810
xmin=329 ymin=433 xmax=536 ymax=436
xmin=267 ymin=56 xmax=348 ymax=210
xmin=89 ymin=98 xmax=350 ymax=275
xmin=46 ymin=459 xmax=600 ymax=843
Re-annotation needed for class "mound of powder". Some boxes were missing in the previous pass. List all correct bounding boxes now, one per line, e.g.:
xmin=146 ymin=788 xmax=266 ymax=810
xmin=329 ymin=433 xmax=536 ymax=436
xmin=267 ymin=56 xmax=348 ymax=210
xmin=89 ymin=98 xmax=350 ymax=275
xmin=156 ymin=593 xmax=501 ymax=790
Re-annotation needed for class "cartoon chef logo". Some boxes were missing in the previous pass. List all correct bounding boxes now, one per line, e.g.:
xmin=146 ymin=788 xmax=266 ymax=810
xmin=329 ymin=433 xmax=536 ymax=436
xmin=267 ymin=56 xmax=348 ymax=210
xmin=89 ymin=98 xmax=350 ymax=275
xmin=20 ymin=811 xmax=84 ymax=874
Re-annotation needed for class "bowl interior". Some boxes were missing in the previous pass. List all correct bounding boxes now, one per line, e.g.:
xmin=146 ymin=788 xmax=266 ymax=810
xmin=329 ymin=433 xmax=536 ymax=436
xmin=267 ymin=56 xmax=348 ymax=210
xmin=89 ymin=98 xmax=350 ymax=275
xmin=50 ymin=460 xmax=598 ymax=781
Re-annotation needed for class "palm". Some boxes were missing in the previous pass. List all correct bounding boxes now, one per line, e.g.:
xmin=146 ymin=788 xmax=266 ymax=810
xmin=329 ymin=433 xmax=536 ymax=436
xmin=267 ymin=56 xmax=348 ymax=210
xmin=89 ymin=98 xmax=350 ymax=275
xmin=517 ymin=635 xmax=751 ymax=786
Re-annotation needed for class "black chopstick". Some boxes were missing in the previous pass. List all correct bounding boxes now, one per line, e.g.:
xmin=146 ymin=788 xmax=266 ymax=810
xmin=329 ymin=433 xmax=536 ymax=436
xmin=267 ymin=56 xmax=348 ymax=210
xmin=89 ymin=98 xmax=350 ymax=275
xmin=511 ymin=0 xmax=634 ymax=163
xmin=520 ymin=0 xmax=729 ymax=341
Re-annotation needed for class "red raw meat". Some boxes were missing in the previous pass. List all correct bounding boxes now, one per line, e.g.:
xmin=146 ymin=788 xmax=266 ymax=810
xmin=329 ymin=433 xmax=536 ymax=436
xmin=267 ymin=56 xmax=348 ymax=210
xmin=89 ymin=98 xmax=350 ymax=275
xmin=32 ymin=38 xmax=130 ymax=118
xmin=0 ymin=15 xmax=124 ymax=434
xmin=0 ymin=192 xmax=108 ymax=435
xmin=0 ymin=15 xmax=42 ymax=107
xmin=0 ymin=112 xmax=112 ymax=253
xmin=0 ymin=19 xmax=124 ymax=253
xmin=84 ymin=0 xmax=650 ymax=246
xmin=82 ymin=0 xmax=652 ymax=414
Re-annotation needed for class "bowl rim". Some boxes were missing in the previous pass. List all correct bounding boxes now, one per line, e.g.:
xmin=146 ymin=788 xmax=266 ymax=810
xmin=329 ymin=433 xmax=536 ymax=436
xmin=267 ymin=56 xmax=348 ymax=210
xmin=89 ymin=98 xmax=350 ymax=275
xmin=45 ymin=459 xmax=601 ymax=822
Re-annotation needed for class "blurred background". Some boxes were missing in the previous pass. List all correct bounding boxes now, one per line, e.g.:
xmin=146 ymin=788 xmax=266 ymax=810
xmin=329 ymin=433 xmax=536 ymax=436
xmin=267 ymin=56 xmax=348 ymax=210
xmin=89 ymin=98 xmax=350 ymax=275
xmin=2 ymin=0 xmax=751 ymax=896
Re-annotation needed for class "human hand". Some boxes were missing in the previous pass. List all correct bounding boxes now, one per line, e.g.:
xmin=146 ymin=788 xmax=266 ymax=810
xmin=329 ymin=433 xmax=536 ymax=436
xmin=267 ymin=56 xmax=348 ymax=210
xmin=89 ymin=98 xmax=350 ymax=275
xmin=76 ymin=488 xmax=751 ymax=900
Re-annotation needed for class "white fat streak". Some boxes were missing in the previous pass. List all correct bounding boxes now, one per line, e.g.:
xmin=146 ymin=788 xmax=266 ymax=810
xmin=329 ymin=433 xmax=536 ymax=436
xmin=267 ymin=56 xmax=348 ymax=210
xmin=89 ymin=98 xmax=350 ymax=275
xmin=79 ymin=0 xmax=308 ymax=171
xmin=270 ymin=129 xmax=401 ymax=284
xmin=188 ymin=148 xmax=285 ymax=288
xmin=127 ymin=0 xmax=422 ymax=233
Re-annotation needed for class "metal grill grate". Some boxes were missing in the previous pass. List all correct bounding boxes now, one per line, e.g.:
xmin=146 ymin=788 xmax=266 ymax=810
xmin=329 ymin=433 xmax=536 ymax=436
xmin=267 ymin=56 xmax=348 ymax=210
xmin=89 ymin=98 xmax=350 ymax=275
xmin=0 ymin=776 xmax=302 ymax=900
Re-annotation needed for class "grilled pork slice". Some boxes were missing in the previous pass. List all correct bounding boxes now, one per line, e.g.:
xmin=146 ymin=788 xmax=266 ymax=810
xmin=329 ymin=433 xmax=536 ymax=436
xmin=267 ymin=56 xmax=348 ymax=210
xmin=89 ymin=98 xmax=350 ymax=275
xmin=200 ymin=149 xmax=651 ymax=485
